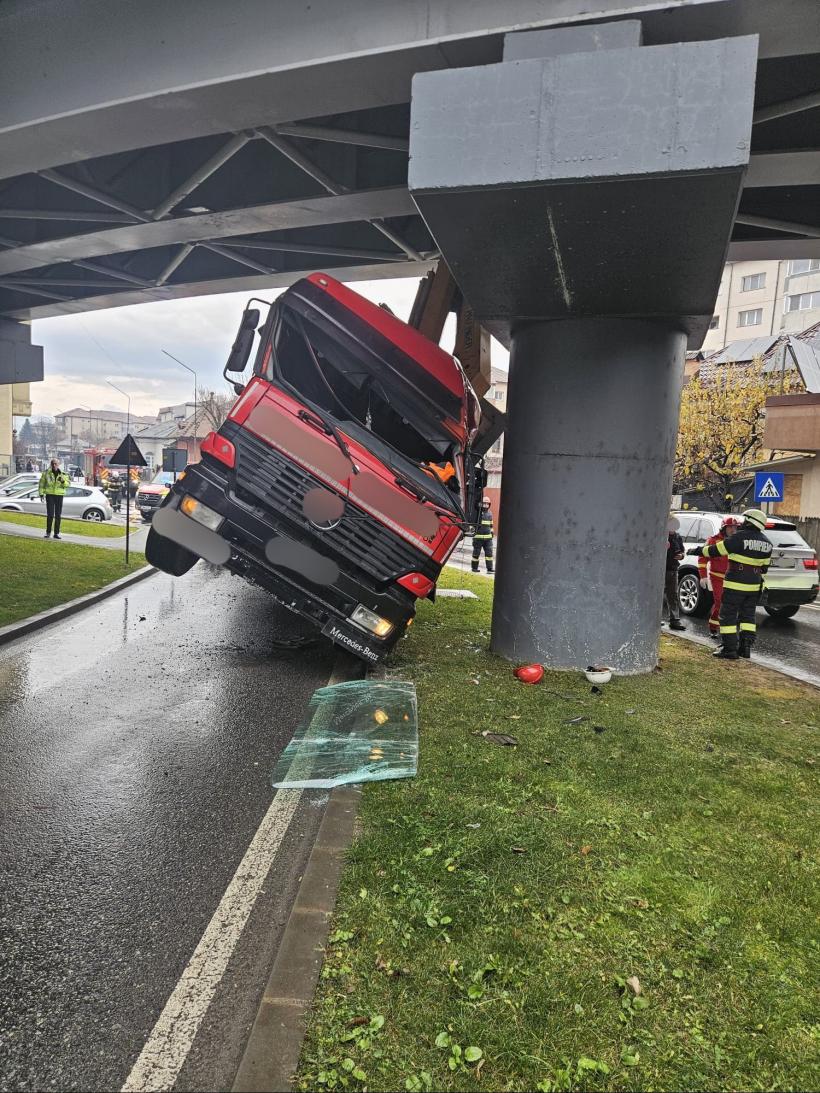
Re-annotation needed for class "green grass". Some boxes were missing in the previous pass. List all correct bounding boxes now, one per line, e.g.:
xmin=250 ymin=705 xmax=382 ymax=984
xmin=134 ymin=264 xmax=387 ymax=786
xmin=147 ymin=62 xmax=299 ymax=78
xmin=0 ymin=510 xmax=126 ymax=537
xmin=298 ymin=568 xmax=820 ymax=1093
xmin=0 ymin=537 xmax=145 ymax=627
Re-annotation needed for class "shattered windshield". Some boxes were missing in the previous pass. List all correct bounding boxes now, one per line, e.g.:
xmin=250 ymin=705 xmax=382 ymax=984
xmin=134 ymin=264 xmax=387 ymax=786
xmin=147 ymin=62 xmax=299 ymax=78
xmin=268 ymin=306 xmax=464 ymax=511
xmin=271 ymin=679 xmax=418 ymax=789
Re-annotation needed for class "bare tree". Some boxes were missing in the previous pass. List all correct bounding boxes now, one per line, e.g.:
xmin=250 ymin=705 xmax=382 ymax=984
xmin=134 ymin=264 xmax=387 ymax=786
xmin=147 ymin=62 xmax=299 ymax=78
xmin=32 ymin=415 xmax=59 ymax=460
xmin=196 ymin=386 xmax=235 ymax=433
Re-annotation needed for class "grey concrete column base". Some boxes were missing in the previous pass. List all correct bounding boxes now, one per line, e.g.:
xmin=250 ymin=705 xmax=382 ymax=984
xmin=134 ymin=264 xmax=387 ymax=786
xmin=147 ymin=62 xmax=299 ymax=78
xmin=491 ymin=318 xmax=685 ymax=673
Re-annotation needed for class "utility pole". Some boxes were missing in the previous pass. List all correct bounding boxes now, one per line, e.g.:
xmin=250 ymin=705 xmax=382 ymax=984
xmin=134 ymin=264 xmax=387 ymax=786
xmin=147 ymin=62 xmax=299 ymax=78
xmin=107 ymin=380 xmax=132 ymax=563
xmin=162 ymin=350 xmax=198 ymax=459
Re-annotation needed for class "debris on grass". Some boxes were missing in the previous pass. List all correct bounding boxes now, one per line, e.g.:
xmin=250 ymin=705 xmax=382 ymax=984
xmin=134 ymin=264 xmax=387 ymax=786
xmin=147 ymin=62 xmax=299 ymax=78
xmin=563 ymin=715 xmax=589 ymax=725
xmin=472 ymin=730 xmax=518 ymax=747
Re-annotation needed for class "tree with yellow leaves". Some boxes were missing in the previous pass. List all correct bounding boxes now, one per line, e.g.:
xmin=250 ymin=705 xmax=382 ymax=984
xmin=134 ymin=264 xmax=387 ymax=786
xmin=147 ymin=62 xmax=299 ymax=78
xmin=675 ymin=356 xmax=795 ymax=512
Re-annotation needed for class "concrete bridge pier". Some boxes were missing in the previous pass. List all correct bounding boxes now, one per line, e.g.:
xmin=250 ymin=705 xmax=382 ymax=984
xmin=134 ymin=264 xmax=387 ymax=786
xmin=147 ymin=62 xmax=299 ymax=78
xmin=492 ymin=318 xmax=685 ymax=670
xmin=409 ymin=20 xmax=759 ymax=671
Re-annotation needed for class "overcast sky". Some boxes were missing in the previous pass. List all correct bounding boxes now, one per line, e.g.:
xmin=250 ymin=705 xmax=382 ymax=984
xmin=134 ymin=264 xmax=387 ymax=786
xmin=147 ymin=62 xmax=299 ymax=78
xmin=27 ymin=277 xmax=509 ymax=420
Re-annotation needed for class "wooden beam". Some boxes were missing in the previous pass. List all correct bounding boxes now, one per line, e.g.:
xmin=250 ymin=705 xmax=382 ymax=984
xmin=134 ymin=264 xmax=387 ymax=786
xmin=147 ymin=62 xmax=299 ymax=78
xmin=454 ymin=299 xmax=491 ymax=397
xmin=408 ymin=261 xmax=457 ymax=343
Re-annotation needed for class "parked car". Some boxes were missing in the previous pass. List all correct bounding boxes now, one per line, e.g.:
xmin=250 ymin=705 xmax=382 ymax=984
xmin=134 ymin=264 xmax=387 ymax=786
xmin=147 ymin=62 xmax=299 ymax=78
xmin=0 ymin=485 xmax=113 ymax=522
xmin=0 ymin=472 xmax=40 ymax=496
xmin=136 ymin=470 xmax=178 ymax=522
xmin=674 ymin=510 xmax=818 ymax=619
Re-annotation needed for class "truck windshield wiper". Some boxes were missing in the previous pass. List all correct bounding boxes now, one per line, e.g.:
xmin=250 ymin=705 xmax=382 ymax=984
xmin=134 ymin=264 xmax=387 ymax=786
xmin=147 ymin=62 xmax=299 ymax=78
xmin=297 ymin=408 xmax=359 ymax=474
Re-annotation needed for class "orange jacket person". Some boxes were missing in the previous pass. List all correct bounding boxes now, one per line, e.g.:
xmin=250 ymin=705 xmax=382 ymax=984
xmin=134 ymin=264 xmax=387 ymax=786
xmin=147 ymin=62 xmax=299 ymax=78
xmin=698 ymin=515 xmax=740 ymax=637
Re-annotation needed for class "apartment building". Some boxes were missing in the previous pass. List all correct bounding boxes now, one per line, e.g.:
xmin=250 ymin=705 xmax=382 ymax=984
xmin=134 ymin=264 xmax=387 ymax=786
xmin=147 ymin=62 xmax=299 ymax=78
xmin=702 ymin=258 xmax=820 ymax=353
xmin=54 ymin=407 xmax=156 ymax=443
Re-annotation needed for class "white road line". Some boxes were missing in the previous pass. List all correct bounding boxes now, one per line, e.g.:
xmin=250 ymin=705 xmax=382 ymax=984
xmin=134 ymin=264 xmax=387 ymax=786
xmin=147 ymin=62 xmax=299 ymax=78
xmin=121 ymin=661 xmax=352 ymax=1092
xmin=121 ymin=786 xmax=304 ymax=1092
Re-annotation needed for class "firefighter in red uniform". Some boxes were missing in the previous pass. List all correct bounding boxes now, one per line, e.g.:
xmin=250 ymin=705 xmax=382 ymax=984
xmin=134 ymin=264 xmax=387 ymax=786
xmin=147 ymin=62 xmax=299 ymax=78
xmin=698 ymin=516 xmax=740 ymax=638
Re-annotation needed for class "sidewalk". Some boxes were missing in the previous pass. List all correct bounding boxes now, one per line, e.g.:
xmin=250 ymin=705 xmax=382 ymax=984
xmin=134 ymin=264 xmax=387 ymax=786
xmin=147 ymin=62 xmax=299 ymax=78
xmin=446 ymin=538 xmax=496 ymax=577
xmin=0 ymin=519 xmax=149 ymax=552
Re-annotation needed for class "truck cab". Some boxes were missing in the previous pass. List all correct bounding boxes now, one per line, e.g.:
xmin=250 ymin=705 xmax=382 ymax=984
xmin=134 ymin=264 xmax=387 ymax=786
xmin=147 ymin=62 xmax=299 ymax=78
xmin=146 ymin=274 xmax=483 ymax=662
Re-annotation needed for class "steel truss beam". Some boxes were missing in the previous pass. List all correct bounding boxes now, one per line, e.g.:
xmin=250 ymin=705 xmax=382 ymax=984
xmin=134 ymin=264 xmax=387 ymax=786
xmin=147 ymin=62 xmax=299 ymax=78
xmin=0 ymin=209 xmax=134 ymax=223
xmin=36 ymin=169 xmax=149 ymax=222
xmin=753 ymin=89 xmax=820 ymax=125
xmin=199 ymin=240 xmax=275 ymax=275
xmin=155 ymin=243 xmax=196 ymax=286
xmin=255 ymin=127 xmax=422 ymax=261
xmin=745 ymin=150 xmax=820 ymax=188
xmin=735 ymin=213 xmax=820 ymax=238
xmin=274 ymin=122 xmax=408 ymax=152
xmin=151 ymin=133 xmax=252 ymax=220
xmin=225 ymin=238 xmax=407 ymax=261
xmin=0 ymin=188 xmax=418 ymax=277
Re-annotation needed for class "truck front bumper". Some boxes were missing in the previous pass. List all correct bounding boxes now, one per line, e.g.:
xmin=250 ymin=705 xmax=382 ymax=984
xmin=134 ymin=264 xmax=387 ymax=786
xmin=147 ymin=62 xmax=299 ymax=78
xmin=157 ymin=461 xmax=416 ymax=662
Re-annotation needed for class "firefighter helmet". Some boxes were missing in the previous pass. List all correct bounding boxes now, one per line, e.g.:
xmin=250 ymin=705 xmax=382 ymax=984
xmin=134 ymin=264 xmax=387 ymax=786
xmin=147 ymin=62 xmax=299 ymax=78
xmin=720 ymin=515 xmax=740 ymax=531
xmin=742 ymin=508 xmax=767 ymax=530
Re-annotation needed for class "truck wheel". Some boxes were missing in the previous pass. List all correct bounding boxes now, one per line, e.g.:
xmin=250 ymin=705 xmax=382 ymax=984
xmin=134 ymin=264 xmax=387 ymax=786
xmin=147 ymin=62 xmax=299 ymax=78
xmin=146 ymin=527 xmax=198 ymax=576
xmin=764 ymin=604 xmax=800 ymax=619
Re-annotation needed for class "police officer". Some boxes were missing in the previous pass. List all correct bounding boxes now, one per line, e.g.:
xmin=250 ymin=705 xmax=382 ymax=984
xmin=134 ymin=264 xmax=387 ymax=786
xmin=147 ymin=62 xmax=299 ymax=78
xmin=472 ymin=497 xmax=494 ymax=573
xmin=38 ymin=457 xmax=71 ymax=539
xmin=701 ymin=508 xmax=772 ymax=660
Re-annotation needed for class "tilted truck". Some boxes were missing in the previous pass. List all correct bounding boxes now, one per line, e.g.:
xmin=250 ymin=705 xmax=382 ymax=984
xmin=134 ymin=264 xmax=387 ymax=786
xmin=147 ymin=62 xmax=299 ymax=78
xmin=145 ymin=273 xmax=489 ymax=663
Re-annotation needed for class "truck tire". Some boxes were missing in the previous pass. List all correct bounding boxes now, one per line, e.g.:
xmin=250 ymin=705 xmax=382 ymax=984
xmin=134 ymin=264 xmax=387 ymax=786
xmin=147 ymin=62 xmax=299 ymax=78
xmin=146 ymin=527 xmax=198 ymax=576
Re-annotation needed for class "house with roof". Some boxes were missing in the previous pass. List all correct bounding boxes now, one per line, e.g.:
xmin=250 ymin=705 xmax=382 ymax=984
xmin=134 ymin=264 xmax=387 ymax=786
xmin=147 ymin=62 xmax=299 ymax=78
xmin=132 ymin=413 xmax=206 ymax=471
xmin=699 ymin=323 xmax=820 ymax=518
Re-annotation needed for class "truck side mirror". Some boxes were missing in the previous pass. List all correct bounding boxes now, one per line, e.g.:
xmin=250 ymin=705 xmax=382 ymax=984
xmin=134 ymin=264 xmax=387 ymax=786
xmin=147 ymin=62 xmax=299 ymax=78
xmin=223 ymin=307 xmax=260 ymax=392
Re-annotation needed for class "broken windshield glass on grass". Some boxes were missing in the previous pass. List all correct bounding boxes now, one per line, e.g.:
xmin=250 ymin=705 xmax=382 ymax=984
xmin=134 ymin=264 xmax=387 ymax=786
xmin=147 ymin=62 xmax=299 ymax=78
xmin=271 ymin=680 xmax=418 ymax=789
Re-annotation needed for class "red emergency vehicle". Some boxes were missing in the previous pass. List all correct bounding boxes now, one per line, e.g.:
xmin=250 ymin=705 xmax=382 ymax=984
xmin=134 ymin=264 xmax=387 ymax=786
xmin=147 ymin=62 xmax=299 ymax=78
xmin=146 ymin=274 xmax=485 ymax=662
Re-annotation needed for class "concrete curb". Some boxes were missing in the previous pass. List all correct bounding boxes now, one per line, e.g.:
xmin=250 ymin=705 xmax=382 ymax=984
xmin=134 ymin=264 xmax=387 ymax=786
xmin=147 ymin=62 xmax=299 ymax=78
xmin=665 ymin=626 xmax=820 ymax=690
xmin=232 ymin=651 xmax=365 ymax=1093
xmin=0 ymin=564 xmax=158 ymax=646
xmin=232 ymin=785 xmax=362 ymax=1093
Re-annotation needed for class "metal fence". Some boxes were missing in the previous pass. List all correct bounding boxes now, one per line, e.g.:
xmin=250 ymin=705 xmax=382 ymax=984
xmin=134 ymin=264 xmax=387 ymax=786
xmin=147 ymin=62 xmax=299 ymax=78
xmin=778 ymin=515 xmax=820 ymax=552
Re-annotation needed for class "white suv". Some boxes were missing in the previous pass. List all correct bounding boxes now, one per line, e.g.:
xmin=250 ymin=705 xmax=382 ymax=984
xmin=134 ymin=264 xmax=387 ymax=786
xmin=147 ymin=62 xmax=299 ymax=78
xmin=674 ymin=510 xmax=819 ymax=620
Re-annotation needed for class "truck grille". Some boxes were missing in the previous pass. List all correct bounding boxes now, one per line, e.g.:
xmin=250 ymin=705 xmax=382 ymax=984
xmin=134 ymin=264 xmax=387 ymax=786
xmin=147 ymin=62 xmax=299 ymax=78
xmin=230 ymin=426 xmax=433 ymax=583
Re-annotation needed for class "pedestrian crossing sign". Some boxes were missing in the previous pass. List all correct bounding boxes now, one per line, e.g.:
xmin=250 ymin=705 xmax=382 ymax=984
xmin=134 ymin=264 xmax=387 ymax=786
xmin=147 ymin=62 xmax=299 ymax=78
xmin=754 ymin=471 xmax=784 ymax=502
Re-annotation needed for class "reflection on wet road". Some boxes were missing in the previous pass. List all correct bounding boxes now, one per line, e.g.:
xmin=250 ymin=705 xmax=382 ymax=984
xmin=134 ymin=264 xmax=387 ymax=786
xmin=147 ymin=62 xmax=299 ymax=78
xmin=0 ymin=566 xmax=334 ymax=1092
xmin=677 ymin=602 xmax=820 ymax=687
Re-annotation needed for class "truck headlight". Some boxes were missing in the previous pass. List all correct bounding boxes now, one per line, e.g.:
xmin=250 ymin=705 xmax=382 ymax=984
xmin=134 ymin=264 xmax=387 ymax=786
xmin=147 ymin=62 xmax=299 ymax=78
xmin=350 ymin=604 xmax=394 ymax=638
xmin=180 ymin=494 xmax=223 ymax=531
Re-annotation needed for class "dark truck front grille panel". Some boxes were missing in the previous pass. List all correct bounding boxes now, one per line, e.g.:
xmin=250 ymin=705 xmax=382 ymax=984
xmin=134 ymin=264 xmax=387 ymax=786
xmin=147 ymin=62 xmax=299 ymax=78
xmin=230 ymin=426 xmax=433 ymax=583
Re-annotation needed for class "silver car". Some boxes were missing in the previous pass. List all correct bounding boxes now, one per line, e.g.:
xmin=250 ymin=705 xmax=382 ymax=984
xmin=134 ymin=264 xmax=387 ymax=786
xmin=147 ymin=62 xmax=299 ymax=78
xmin=0 ymin=472 xmax=40 ymax=496
xmin=0 ymin=485 xmax=113 ymax=522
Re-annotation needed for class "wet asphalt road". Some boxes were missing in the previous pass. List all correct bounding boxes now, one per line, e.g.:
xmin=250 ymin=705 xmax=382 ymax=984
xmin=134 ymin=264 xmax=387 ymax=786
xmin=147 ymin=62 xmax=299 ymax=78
xmin=674 ymin=601 xmax=820 ymax=687
xmin=0 ymin=566 xmax=335 ymax=1092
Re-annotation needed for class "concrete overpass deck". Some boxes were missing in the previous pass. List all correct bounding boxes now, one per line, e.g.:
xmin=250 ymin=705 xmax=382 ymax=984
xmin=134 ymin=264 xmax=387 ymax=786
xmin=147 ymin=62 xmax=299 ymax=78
xmin=0 ymin=0 xmax=818 ymax=323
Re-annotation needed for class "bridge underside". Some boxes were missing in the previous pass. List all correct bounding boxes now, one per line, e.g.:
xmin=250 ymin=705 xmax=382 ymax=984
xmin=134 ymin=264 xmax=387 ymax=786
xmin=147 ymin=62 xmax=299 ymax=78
xmin=0 ymin=0 xmax=818 ymax=325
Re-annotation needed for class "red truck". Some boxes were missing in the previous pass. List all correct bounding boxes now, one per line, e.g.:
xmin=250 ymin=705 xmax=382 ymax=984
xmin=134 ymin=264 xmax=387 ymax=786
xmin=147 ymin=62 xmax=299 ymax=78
xmin=145 ymin=273 xmax=486 ymax=663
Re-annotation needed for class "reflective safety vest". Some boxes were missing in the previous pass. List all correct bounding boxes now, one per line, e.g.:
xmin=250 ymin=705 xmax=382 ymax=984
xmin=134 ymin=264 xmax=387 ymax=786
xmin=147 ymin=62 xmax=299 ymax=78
xmin=474 ymin=509 xmax=494 ymax=540
xmin=701 ymin=524 xmax=772 ymax=593
xmin=39 ymin=469 xmax=70 ymax=496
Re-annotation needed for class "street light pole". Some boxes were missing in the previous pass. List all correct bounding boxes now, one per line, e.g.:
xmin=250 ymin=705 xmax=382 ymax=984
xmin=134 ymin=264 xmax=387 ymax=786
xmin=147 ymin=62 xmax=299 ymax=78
xmin=162 ymin=350 xmax=198 ymax=460
xmin=107 ymin=380 xmax=132 ymax=563
xmin=74 ymin=403 xmax=92 ymax=478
